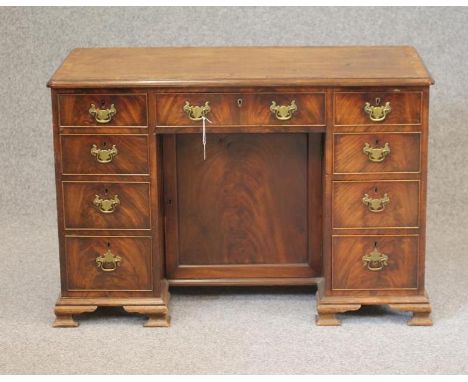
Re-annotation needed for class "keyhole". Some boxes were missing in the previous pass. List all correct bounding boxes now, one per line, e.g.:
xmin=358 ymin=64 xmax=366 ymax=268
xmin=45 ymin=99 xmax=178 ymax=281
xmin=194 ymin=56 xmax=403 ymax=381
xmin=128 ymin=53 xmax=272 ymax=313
xmin=237 ymin=98 xmax=243 ymax=107
xmin=103 ymin=142 xmax=107 ymax=147
xmin=375 ymin=97 xmax=381 ymax=105
xmin=104 ymin=188 xmax=109 ymax=195
xmin=375 ymin=139 xmax=379 ymax=145
xmin=167 ymin=199 xmax=172 ymax=206
xmin=374 ymin=187 xmax=378 ymax=193
xmin=107 ymin=242 xmax=111 ymax=248
xmin=100 ymin=100 xmax=106 ymax=108
xmin=374 ymin=241 xmax=378 ymax=248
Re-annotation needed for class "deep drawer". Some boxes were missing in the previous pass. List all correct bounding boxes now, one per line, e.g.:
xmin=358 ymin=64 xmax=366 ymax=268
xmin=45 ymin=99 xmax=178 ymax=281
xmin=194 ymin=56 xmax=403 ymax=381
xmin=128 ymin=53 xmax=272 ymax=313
xmin=66 ymin=236 xmax=152 ymax=291
xmin=58 ymin=94 xmax=147 ymax=127
xmin=156 ymin=93 xmax=325 ymax=126
xmin=333 ymin=132 xmax=421 ymax=174
xmin=333 ymin=180 xmax=420 ymax=229
xmin=60 ymin=134 xmax=149 ymax=175
xmin=62 ymin=182 xmax=151 ymax=229
xmin=334 ymin=91 xmax=422 ymax=125
xmin=332 ymin=235 xmax=419 ymax=290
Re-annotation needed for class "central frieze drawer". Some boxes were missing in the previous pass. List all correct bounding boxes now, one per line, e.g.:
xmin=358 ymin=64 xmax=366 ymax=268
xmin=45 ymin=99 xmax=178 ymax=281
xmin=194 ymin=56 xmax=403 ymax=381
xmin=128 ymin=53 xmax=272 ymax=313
xmin=58 ymin=94 xmax=148 ymax=127
xmin=60 ymin=134 xmax=149 ymax=175
xmin=333 ymin=180 xmax=420 ymax=229
xmin=333 ymin=132 xmax=421 ymax=174
xmin=332 ymin=235 xmax=419 ymax=291
xmin=65 ymin=236 xmax=152 ymax=291
xmin=62 ymin=182 xmax=151 ymax=229
xmin=156 ymin=93 xmax=325 ymax=126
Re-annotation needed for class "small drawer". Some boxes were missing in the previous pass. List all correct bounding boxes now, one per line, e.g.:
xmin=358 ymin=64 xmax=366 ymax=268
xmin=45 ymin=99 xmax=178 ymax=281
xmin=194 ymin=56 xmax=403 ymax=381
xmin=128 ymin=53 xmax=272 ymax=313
xmin=333 ymin=181 xmax=419 ymax=229
xmin=59 ymin=94 xmax=147 ymax=127
xmin=66 ymin=236 xmax=152 ymax=291
xmin=157 ymin=94 xmax=240 ymax=126
xmin=60 ymin=134 xmax=149 ymax=175
xmin=332 ymin=235 xmax=419 ymax=290
xmin=333 ymin=133 xmax=421 ymax=174
xmin=334 ymin=91 xmax=422 ymax=125
xmin=63 ymin=182 xmax=151 ymax=229
xmin=240 ymin=93 xmax=325 ymax=125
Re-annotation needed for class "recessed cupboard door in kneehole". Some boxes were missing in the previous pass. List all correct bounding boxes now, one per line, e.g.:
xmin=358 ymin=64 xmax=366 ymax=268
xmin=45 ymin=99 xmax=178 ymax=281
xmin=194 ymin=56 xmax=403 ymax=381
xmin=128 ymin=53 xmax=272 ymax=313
xmin=163 ymin=133 xmax=323 ymax=281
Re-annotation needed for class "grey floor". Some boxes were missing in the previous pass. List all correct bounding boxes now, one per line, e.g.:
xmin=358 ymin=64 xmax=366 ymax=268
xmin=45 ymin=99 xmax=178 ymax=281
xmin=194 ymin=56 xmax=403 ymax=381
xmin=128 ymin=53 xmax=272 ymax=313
xmin=0 ymin=221 xmax=467 ymax=374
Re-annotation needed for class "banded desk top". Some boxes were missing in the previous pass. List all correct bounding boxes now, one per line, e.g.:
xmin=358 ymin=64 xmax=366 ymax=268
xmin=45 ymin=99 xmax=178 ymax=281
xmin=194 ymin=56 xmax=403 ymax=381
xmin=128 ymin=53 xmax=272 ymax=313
xmin=48 ymin=46 xmax=433 ymax=88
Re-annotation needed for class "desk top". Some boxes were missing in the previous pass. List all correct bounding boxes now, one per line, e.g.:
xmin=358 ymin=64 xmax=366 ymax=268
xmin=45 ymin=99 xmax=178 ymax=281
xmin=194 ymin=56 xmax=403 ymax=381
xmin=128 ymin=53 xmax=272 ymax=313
xmin=48 ymin=46 xmax=433 ymax=88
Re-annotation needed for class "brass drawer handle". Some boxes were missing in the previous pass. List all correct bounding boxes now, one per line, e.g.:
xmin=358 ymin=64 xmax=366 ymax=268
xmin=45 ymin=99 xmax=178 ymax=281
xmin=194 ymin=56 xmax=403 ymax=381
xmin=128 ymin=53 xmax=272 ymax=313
xmin=89 ymin=103 xmax=117 ymax=124
xmin=364 ymin=98 xmax=391 ymax=122
xmin=90 ymin=144 xmax=118 ymax=163
xmin=363 ymin=142 xmax=391 ymax=162
xmin=183 ymin=101 xmax=211 ymax=121
xmin=362 ymin=244 xmax=388 ymax=272
xmin=270 ymin=100 xmax=297 ymax=121
xmin=93 ymin=194 xmax=120 ymax=214
xmin=96 ymin=249 xmax=121 ymax=272
xmin=362 ymin=193 xmax=390 ymax=213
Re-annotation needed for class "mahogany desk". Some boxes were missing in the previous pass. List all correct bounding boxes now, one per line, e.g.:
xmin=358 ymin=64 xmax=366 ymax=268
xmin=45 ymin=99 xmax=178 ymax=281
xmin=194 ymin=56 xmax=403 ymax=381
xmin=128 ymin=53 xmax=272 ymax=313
xmin=48 ymin=46 xmax=433 ymax=327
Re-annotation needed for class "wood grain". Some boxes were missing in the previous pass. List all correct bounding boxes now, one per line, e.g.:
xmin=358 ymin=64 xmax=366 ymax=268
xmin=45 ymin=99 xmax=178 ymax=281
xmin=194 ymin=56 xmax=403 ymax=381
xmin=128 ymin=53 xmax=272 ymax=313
xmin=156 ymin=93 xmax=325 ymax=127
xmin=334 ymin=91 xmax=422 ymax=125
xmin=239 ymin=93 xmax=325 ymax=126
xmin=65 ymin=236 xmax=152 ymax=291
xmin=177 ymin=133 xmax=307 ymax=265
xmin=157 ymin=94 xmax=240 ymax=126
xmin=59 ymin=94 xmax=147 ymax=127
xmin=164 ymin=133 xmax=322 ymax=279
xmin=48 ymin=46 xmax=433 ymax=88
xmin=332 ymin=235 xmax=419 ymax=290
xmin=62 ymin=182 xmax=151 ymax=229
xmin=332 ymin=180 xmax=420 ymax=228
xmin=333 ymin=133 xmax=421 ymax=174
xmin=60 ymin=134 xmax=149 ymax=175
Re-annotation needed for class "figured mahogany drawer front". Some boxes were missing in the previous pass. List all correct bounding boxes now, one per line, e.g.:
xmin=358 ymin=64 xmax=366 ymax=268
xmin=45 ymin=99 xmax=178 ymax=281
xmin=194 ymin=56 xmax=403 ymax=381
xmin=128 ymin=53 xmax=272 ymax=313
xmin=156 ymin=93 xmax=325 ymax=126
xmin=157 ymin=94 xmax=239 ymax=126
xmin=61 ymin=134 xmax=149 ymax=175
xmin=58 ymin=94 xmax=147 ymax=127
xmin=333 ymin=181 xmax=420 ymax=229
xmin=240 ymin=93 xmax=325 ymax=125
xmin=65 ymin=236 xmax=152 ymax=291
xmin=334 ymin=92 xmax=422 ymax=125
xmin=63 ymin=182 xmax=151 ymax=229
xmin=332 ymin=235 xmax=419 ymax=290
xmin=333 ymin=133 xmax=421 ymax=174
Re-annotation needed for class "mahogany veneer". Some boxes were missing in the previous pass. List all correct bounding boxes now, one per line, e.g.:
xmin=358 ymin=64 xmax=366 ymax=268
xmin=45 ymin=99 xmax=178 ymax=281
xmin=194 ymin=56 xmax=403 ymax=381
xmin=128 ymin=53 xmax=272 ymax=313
xmin=59 ymin=93 xmax=148 ymax=127
xmin=48 ymin=46 xmax=433 ymax=327
xmin=333 ymin=132 xmax=421 ymax=174
xmin=60 ymin=134 xmax=149 ymax=175
xmin=334 ymin=91 xmax=422 ymax=125
xmin=66 ymin=236 xmax=153 ymax=291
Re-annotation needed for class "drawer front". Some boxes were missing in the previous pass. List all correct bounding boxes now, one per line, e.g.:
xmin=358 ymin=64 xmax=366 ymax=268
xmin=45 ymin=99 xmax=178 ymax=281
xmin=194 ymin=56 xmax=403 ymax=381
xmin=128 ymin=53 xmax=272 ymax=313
xmin=157 ymin=94 xmax=240 ymax=126
xmin=61 ymin=134 xmax=149 ymax=175
xmin=66 ymin=236 xmax=152 ymax=291
xmin=156 ymin=93 xmax=325 ymax=126
xmin=333 ymin=181 xmax=419 ymax=229
xmin=63 ymin=182 xmax=151 ymax=229
xmin=332 ymin=235 xmax=419 ymax=290
xmin=59 ymin=94 xmax=147 ymax=127
xmin=333 ymin=133 xmax=421 ymax=174
xmin=240 ymin=93 xmax=325 ymax=125
xmin=334 ymin=92 xmax=422 ymax=125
